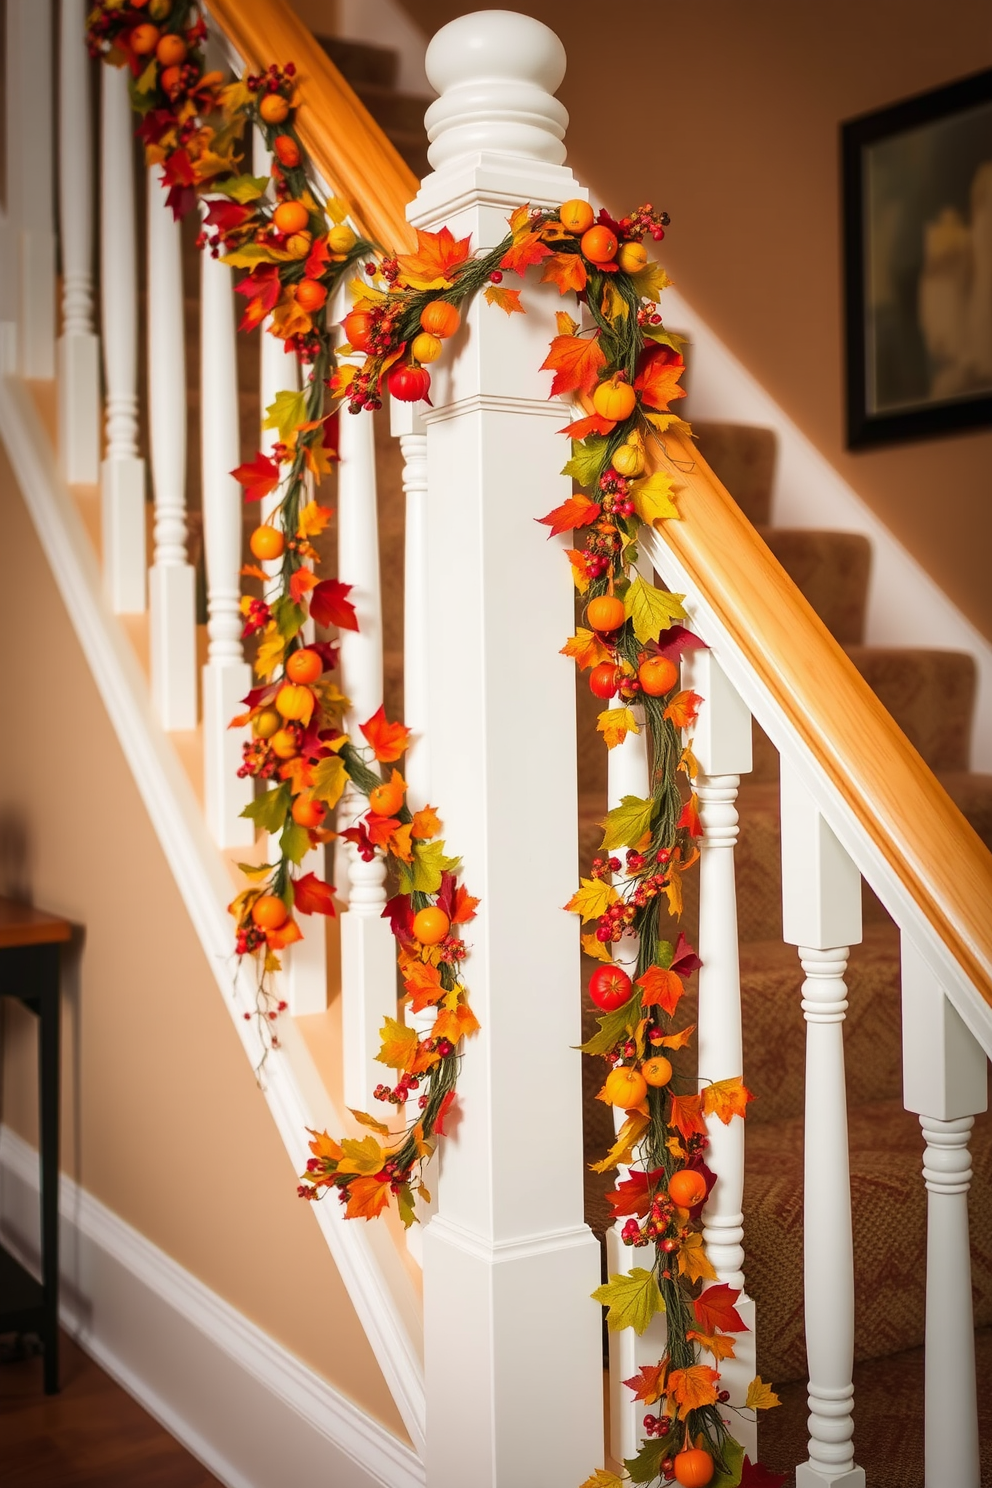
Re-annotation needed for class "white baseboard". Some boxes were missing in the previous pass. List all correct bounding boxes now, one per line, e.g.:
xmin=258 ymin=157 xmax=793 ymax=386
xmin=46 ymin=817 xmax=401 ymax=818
xmin=666 ymin=286 xmax=992 ymax=769
xmin=0 ymin=1125 xmax=424 ymax=1488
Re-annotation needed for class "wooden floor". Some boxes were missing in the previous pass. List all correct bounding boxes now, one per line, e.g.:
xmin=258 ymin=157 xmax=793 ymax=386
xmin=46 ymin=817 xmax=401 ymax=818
xmin=0 ymin=1332 xmax=221 ymax=1487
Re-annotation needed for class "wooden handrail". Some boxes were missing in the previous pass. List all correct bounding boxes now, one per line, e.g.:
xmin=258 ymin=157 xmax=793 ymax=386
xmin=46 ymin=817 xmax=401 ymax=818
xmin=205 ymin=0 xmax=419 ymax=252
xmin=649 ymin=431 xmax=992 ymax=1012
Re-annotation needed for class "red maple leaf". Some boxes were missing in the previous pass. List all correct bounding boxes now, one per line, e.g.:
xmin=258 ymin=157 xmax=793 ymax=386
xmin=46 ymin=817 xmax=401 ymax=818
xmin=622 ymin=1360 xmax=668 ymax=1405
xmin=232 ymin=451 xmax=281 ymax=503
xmin=670 ymin=933 xmax=702 ymax=976
xmin=360 ymin=705 xmax=410 ymax=763
xmin=305 ymin=235 xmax=331 ymax=280
xmin=539 ymin=333 xmax=607 ymax=398
xmin=310 ymin=579 xmax=359 ymax=632
xmin=604 ymin=1167 xmax=665 ymax=1219
xmin=536 ymin=493 xmax=600 ymax=538
xmin=651 ymin=624 xmax=708 ymax=662
xmin=740 ymin=1460 xmax=787 ymax=1488
xmin=634 ymin=342 xmax=687 ymax=412
xmin=365 ymin=813 xmax=401 ymax=847
xmin=434 ymin=1089 xmax=457 ymax=1136
xmin=292 ymin=872 xmax=337 ymax=916
xmin=340 ymin=823 xmax=375 ymax=861
xmin=636 ymin=965 xmax=685 ymax=1015
xmin=693 ymin=1282 xmax=747 ymax=1335
xmin=678 ymin=795 xmax=703 ymax=838
xmin=204 ymin=198 xmax=253 ymax=235
xmin=381 ymin=892 xmax=415 ymax=943
xmin=234 ymin=264 xmax=282 ymax=331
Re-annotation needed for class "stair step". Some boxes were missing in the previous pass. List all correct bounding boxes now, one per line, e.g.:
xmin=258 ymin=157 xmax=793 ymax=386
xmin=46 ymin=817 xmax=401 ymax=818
xmin=317 ymin=34 xmax=400 ymax=90
xmin=761 ymin=527 xmax=871 ymax=644
xmin=692 ymin=420 xmax=776 ymax=527
xmin=847 ymin=645 xmax=976 ymax=772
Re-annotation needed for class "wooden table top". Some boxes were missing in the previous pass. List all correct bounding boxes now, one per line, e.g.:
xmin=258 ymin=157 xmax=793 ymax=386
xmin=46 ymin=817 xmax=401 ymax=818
xmin=0 ymin=899 xmax=73 ymax=950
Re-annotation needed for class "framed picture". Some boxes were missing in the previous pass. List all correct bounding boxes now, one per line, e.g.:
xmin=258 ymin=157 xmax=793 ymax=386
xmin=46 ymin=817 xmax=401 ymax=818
xmin=842 ymin=68 xmax=992 ymax=449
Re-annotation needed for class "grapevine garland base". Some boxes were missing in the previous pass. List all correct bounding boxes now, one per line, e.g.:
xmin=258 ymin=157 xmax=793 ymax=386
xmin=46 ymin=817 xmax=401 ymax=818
xmin=87 ymin=3 xmax=785 ymax=1482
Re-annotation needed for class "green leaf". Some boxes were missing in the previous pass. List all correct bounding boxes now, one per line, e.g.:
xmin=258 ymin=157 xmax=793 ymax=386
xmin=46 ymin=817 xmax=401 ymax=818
xmin=591 ymin=1268 xmax=665 ymax=1334
xmin=562 ymin=435 xmax=609 ymax=489
xmin=272 ymin=594 xmax=306 ymax=640
xmin=279 ymin=818 xmax=311 ymax=866
xmin=623 ymin=574 xmax=687 ymax=643
xmin=210 ymin=174 xmax=270 ymax=203
xmin=579 ymin=1473 xmax=626 ymax=1488
xmin=624 ymin=1438 xmax=666 ymax=1485
xmin=241 ymin=783 xmax=291 ymax=833
xmin=396 ymin=1183 xmax=418 ymax=1229
xmin=600 ymin=794 xmax=655 ymax=851
xmin=579 ymin=992 xmax=642 ymax=1055
xmin=263 ymin=389 xmax=309 ymax=443
xmin=708 ymin=1436 xmax=745 ymax=1488
xmin=644 ymin=326 xmax=688 ymax=356
xmin=399 ymin=839 xmax=461 ymax=895
xmin=310 ymin=754 xmax=347 ymax=809
xmin=629 ymin=261 xmax=672 ymax=303
xmin=221 ymin=243 xmax=296 ymax=268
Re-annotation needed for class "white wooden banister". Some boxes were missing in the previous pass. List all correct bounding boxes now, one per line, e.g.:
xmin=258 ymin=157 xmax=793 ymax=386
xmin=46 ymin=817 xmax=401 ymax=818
xmin=147 ymin=176 xmax=197 ymax=731
xmin=57 ymin=0 xmax=100 ymax=483
xmin=780 ymin=757 xmax=865 ymax=1488
xmin=200 ymin=242 xmax=253 ymax=848
xmin=99 ymin=61 xmax=146 ymax=614
xmin=901 ymin=937 xmax=987 ymax=1488
xmin=414 ymin=14 xmax=603 ymax=1486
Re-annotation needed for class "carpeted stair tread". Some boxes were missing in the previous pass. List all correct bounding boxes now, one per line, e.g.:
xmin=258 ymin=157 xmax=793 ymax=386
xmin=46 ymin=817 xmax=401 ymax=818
xmin=316 ymin=35 xmax=430 ymax=175
xmin=692 ymin=421 xmax=776 ymax=527
xmin=744 ymin=1099 xmax=992 ymax=1382
xmin=938 ymin=771 xmax=992 ymax=853
xmin=317 ymin=35 xmax=399 ymax=89
xmin=759 ymin=1326 xmax=992 ymax=1487
xmin=760 ymin=527 xmax=871 ymax=644
xmin=846 ymin=645 xmax=976 ymax=772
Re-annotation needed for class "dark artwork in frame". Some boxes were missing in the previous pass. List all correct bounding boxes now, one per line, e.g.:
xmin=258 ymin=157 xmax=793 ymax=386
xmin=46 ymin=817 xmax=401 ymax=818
xmin=842 ymin=69 xmax=992 ymax=450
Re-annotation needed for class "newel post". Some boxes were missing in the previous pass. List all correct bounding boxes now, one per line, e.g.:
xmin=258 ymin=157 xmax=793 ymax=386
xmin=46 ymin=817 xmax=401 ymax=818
xmin=415 ymin=15 xmax=603 ymax=1485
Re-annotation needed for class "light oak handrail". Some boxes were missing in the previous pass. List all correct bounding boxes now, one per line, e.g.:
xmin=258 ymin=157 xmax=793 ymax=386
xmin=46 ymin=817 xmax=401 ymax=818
xmin=650 ymin=431 xmax=992 ymax=1012
xmin=205 ymin=0 xmax=419 ymax=252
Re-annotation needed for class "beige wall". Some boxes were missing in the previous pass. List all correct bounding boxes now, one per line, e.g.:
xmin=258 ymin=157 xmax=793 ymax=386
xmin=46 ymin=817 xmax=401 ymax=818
xmin=401 ymin=0 xmax=992 ymax=640
xmin=0 ymin=446 xmax=405 ymax=1439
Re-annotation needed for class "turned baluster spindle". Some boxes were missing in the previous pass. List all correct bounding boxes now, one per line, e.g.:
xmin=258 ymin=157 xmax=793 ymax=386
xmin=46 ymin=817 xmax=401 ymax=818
xmin=781 ymin=759 xmax=864 ymax=1488
xmin=200 ymin=243 xmax=253 ymax=848
xmin=57 ymin=0 xmax=100 ymax=482
xmin=99 ymin=61 xmax=146 ymax=613
xmin=902 ymin=938 xmax=985 ymax=1488
xmin=682 ymin=647 xmax=756 ymax=1455
xmin=147 ymin=175 xmax=197 ymax=730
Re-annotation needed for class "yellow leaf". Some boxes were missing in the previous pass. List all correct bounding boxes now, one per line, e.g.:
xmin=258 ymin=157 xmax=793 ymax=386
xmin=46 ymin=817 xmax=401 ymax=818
xmin=310 ymin=754 xmax=347 ymax=809
xmin=679 ymin=743 xmax=700 ymax=780
xmin=677 ymin=1232 xmax=717 ymax=1284
xmin=348 ymin=1108 xmax=390 ymax=1135
xmin=325 ymin=196 xmax=349 ymax=225
xmin=349 ymin=276 xmax=388 ymax=305
xmin=623 ymin=574 xmax=687 ymax=643
xmin=336 ymin=1135 xmax=384 ymax=1175
xmin=745 ymin=1376 xmax=781 ymax=1411
xmin=297 ymin=501 xmax=333 ymax=539
xmin=235 ymin=861 xmax=275 ymax=881
xmin=579 ymin=1473 xmax=625 ymax=1488
xmin=254 ymin=624 xmax=286 ymax=681
xmin=581 ymin=932 xmax=614 ymax=963
xmin=589 ymin=1109 xmax=649 ymax=1174
xmin=591 ymin=1268 xmax=665 ymax=1334
xmin=377 ymin=1016 xmax=420 ymax=1072
xmin=630 ymin=261 xmax=672 ymax=303
xmin=303 ymin=440 xmax=335 ymax=484
xmin=597 ymin=706 xmax=639 ymax=749
xmin=556 ymin=309 xmax=580 ymax=336
xmin=686 ymin=1328 xmax=737 ymax=1362
xmin=632 ymin=470 xmax=679 ymax=527
xmin=564 ymin=877 xmax=619 ymax=923
xmin=643 ymin=412 xmax=693 ymax=437
xmin=702 ymin=1076 xmax=754 ymax=1125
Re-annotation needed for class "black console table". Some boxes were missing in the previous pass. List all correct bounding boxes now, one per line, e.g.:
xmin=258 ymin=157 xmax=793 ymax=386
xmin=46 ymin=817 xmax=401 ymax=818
xmin=0 ymin=899 xmax=71 ymax=1393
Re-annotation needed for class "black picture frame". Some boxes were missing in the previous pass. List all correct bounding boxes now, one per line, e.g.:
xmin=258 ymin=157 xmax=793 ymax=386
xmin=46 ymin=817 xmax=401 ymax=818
xmin=842 ymin=68 xmax=992 ymax=450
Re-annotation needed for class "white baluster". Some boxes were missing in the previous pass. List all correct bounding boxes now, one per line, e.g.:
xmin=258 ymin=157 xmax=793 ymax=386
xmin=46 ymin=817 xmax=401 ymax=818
xmin=416 ymin=15 xmax=603 ymax=1486
xmin=8 ymin=1 xmax=56 ymax=379
xmin=57 ymin=0 xmax=100 ymax=482
xmin=200 ymin=245 xmax=253 ymax=847
xmin=339 ymin=404 xmax=394 ymax=1100
xmin=684 ymin=647 xmax=757 ymax=1457
xmin=780 ymin=758 xmax=864 ymax=1488
xmin=99 ymin=62 xmax=146 ymax=614
xmin=901 ymin=938 xmax=986 ymax=1488
xmin=147 ymin=174 xmax=197 ymax=730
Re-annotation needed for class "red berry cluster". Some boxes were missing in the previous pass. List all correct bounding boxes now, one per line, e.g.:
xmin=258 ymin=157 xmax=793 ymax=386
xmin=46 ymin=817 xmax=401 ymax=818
xmin=582 ymin=523 xmax=622 ymax=578
xmin=590 ymin=854 xmax=622 ymax=881
xmin=620 ymin=1193 xmax=682 ymax=1249
xmin=245 ymin=61 xmax=297 ymax=93
xmin=237 ymin=738 xmax=278 ymax=781
xmin=618 ymin=203 xmax=671 ymax=241
xmin=241 ymin=598 xmax=272 ymax=638
xmin=373 ymin=1074 xmax=421 ymax=1107
xmin=642 ymin=1413 xmax=672 ymax=1438
xmin=599 ymin=467 xmax=635 ymax=518
xmin=345 ymin=366 xmax=384 ymax=414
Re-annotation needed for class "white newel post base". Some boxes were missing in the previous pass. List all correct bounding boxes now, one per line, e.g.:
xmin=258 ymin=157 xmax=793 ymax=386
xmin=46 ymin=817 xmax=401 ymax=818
xmin=57 ymin=332 xmax=100 ymax=484
xmin=150 ymin=563 xmax=197 ymax=731
xmin=202 ymin=662 xmax=253 ymax=849
xmin=101 ymin=456 xmax=147 ymax=614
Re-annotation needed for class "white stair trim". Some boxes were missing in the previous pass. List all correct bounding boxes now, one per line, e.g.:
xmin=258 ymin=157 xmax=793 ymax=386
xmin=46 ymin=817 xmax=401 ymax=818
xmin=666 ymin=285 xmax=992 ymax=769
xmin=0 ymin=1125 xmax=424 ymax=1488
xmin=0 ymin=322 xmax=426 ymax=1455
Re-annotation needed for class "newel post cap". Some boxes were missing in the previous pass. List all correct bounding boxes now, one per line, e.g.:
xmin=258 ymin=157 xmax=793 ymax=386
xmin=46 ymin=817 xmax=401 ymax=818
xmin=423 ymin=9 xmax=569 ymax=170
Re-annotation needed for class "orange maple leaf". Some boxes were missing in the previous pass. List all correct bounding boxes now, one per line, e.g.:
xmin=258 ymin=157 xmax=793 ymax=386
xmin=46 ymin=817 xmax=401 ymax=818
xmin=561 ymin=628 xmax=612 ymax=670
xmin=668 ymin=1092 xmax=708 ymax=1140
xmin=500 ymin=229 xmax=552 ymax=277
xmin=403 ymin=961 xmax=445 ymax=1013
xmin=432 ymin=1000 xmax=480 ymax=1045
xmin=635 ymin=344 xmax=688 ymax=412
xmin=307 ymin=1128 xmax=343 ymax=1163
xmin=693 ymin=1283 xmax=747 ymax=1335
xmin=667 ymin=1364 xmax=720 ymax=1418
xmin=484 ymin=284 xmax=525 ymax=315
xmin=623 ymin=1359 xmax=668 ymax=1405
xmin=289 ymin=567 xmax=318 ymax=605
xmin=664 ymin=690 xmax=703 ymax=730
xmin=387 ymin=822 xmax=414 ymax=863
xmin=377 ymin=1016 xmax=421 ymax=1071
xmin=537 ymin=492 xmax=600 ymax=538
xmin=636 ymin=965 xmax=685 ymax=1015
xmin=450 ymin=884 xmax=480 ymax=924
xmin=266 ymin=917 xmax=303 ymax=951
xmin=360 ymin=705 xmax=411 ymax=762
xmin=343 ymin=1174 xmax=392 ymax=1221
xmin=395 ymin=226 xmax=472 ymax=289
xmin=540 ymin=252 xmax=588 ymax=295
xmin=678 ymin=793 xmax=703 ymax=839
xmin=232 ymin=450 xmax=281 ymax=503
xmin=558 ymin=411 xmax=616 ymax=439
xmin=702 ymin=1077 xmax=754 ymax=1125
xmin=411 ymin=805 xmax=441 ymax=840
xmin=655 ymin=1023 xmax=696 ymax=1050
xmin=686 ymin=1328 xmax=737 ymax=1362
xmin=539 ymin=333 xmax=607 ymax=398
xmin=677 ymin=1232 xmax=718 ymax=1284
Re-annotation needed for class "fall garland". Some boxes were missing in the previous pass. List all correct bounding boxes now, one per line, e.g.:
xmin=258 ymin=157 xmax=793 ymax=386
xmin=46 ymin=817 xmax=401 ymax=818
xmin=88 ymin=4 xmax=782 ymax=1483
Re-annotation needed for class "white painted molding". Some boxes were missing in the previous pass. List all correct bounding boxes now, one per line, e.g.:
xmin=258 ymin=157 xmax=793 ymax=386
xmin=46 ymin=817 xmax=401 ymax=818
xmin=0 ymin=1125 xmax=424 ymax=1488
xmin=664 ymin=285 xmax=992 ymax=769
xmin=0 ymin=325 xmax=426 ymax=1454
